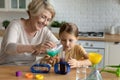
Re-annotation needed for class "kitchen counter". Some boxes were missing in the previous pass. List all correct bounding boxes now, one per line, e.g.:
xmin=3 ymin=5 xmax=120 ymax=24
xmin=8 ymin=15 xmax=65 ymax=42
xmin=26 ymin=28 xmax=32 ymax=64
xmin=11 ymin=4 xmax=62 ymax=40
xmin=54 ymin=33 xmax=120 ymax=42
xmin=1 ymin=30 xmax=120 ymax=42
xmin=0 ymin=66 xmax=119 ymax=80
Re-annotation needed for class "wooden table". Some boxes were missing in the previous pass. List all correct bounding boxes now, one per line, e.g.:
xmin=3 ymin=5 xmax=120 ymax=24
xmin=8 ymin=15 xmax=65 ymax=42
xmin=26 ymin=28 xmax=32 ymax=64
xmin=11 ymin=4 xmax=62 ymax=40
xmin=0 ymin=66 xmax=120 ymax=80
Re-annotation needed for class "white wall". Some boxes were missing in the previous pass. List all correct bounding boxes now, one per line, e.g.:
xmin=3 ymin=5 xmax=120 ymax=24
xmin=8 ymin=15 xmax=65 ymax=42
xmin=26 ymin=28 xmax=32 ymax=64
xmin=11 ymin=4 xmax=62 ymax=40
xmin=52 ymin=0 xmax=120 ymax=32
xmin=1 ymin=0 xmax=120 ymax=32
xmin=0 ymin=12 xmax=28 ymax=29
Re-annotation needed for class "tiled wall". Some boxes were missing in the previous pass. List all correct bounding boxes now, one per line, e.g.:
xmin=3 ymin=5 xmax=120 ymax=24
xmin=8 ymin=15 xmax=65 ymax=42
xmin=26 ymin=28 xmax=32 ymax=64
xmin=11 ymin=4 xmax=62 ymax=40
xmin=1 ymin=0 xmax=120 ymax=32
xmin=52 ymin=0 xmax=120 ymax=32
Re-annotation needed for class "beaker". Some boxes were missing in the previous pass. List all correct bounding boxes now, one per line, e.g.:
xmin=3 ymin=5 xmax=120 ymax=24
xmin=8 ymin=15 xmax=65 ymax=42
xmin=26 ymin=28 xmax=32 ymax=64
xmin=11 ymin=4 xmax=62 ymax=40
xmin=46 ymin=41 xmax=63 ymax=57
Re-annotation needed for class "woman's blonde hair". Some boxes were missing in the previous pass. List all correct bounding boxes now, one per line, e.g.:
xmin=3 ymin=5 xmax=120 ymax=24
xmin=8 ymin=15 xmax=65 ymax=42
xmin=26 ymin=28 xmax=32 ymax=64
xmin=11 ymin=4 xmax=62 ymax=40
xmin=28 ymin=0 xmax=55 ymax=19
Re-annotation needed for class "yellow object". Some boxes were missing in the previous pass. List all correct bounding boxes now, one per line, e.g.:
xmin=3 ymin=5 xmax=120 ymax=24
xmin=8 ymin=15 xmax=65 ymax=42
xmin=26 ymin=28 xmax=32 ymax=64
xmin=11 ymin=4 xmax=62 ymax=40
xmin=35 ymin=74 xmax=44 ymax=80
xmin=25 ymin=73 xmax=33 ymax=79
xmin=88 ymin=52 xmax=102 ymax=65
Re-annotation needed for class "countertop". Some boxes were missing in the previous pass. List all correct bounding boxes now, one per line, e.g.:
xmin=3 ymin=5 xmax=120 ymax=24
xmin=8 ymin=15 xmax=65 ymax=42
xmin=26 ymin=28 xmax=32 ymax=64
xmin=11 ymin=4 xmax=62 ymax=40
xmin=0 ymin=66 xmax=119 ymax=80
xmin=1 ymin=30 xmax=120 ymax=42
xmin=54 ymin=33 xmax=120 ymax=42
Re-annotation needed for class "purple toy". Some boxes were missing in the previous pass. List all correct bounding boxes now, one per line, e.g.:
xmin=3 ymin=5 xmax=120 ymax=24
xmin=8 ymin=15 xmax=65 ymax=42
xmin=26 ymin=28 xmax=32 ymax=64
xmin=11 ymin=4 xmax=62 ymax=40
xmin=16 ymin=71 xmax=22 ymax=77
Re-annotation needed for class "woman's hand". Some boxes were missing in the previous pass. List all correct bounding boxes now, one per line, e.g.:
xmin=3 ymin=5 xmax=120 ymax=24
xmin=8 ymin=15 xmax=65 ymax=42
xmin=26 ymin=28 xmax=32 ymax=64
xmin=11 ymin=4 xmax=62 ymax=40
xmin=33 ymin=41 xmax=56 ymax=55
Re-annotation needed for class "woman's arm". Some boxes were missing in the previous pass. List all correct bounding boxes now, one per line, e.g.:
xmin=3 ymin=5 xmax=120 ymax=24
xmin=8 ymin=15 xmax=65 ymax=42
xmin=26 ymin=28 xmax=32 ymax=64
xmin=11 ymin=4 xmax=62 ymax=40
xmin=2 ymin=20 xmax=21 ymax=54
xmin=2 ymin=20 xmax=35 ymax=54
xmin=2 ymin=20 xmax=58 ymax=55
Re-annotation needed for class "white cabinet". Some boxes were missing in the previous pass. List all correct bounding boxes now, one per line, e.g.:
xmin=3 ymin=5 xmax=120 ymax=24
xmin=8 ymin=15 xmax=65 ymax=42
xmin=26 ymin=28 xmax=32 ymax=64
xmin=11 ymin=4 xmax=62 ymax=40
xmin=78 ymin=40 xmax=105 ymax=68
xmin=0 ymin=0 xmax=31 ymax=11
xmin=106 ymin=42 xmax=120 ymax=65
xmin=0 ymin=0 xmax=8 ymax=11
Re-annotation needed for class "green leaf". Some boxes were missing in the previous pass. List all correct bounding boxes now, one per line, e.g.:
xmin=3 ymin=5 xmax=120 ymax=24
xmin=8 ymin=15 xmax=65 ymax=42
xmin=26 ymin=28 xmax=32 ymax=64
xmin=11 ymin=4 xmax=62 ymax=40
xmin=50 ymin=20 xmax=66 ymax=28
xmin=2 ymin=20 xmax=10 ymax=29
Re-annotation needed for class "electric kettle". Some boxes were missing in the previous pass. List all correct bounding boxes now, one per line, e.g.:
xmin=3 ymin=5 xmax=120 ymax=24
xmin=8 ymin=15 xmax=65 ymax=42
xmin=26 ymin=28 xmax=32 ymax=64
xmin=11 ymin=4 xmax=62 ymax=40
xmin=109 ymin=26 xmax=115 ymax=34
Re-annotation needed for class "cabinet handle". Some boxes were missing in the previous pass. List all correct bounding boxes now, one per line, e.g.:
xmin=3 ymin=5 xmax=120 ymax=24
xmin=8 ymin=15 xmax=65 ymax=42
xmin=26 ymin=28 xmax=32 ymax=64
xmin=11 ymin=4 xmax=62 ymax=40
xmin=114 ymin=42 xmax=119 ymax=44
xmin=90 ymin=44 xmax=93 ymax=47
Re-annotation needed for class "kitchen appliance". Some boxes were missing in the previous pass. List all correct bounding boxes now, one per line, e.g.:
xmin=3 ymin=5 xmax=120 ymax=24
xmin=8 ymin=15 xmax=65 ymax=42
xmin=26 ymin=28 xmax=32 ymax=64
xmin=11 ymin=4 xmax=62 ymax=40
xmin=78 ymin=32 xmax=105 ymax=38
xmin=110 ymin=26 xmax=115 ymax=34
xmin=78 ymin=40 xmax=105 ymax=68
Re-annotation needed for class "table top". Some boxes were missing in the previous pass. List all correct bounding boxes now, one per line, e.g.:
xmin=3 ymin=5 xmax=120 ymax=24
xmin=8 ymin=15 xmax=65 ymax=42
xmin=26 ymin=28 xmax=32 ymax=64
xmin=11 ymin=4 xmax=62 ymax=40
xmin=0 ymin=66 xmax=119 ymax=80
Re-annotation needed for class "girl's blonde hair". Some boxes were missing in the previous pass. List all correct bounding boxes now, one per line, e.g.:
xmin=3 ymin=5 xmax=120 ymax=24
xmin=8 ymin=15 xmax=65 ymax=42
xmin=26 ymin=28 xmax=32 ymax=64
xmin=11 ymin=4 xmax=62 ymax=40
xmin=59 ymin=22 xmax=79 ymax=37
xmin=28 ymin=0 xmax=55 ymax=19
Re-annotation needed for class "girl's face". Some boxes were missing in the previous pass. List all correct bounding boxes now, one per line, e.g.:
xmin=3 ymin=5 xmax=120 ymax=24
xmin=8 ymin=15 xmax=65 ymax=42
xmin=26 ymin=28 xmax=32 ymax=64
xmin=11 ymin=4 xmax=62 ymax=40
xmin=59 ymin=32 xmax=78 ymax=51
xmin=30 ymin=10 xmax=52 ymax=31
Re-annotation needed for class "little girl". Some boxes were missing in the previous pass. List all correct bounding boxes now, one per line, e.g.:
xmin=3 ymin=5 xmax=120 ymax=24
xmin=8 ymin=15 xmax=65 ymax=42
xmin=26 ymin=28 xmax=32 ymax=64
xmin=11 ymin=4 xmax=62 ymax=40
xmin=59 ymin=22 xmax=91 ymax=68
xmin=40 ymin=22 xmax=91 ymax=68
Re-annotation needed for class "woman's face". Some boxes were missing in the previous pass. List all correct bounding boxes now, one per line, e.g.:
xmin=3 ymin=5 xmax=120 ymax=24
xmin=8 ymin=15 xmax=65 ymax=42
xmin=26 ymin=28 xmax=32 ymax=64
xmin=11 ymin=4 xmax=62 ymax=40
xmin=59 ymin=32 xmax=78 ymax=51
xmin=30 ymin=10 xmax=52 ymax=31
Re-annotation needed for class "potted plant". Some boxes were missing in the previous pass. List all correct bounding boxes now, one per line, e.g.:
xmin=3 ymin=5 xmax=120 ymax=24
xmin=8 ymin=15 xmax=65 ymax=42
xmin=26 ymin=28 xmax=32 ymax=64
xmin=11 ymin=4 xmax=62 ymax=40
xmin=50 ymin=20 xmax=66 ymax=33
xmin=2 ymin=20 xmax=10 ymax=29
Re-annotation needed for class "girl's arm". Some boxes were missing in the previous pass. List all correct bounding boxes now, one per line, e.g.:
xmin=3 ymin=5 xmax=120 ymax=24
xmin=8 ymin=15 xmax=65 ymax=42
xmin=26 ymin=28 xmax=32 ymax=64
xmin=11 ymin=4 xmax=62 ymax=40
xmin=68 ymin=58 xmax=91 ymax=68
xmin=68 ymin=45 xmax=91 ymax=68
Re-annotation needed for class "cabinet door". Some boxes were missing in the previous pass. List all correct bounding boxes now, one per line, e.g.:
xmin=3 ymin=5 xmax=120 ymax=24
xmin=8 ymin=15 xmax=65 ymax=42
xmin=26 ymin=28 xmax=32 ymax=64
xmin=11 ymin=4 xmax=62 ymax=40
xmin=11 ymin=0 xmax=26 ymax=9
xmin=10 ymin=0 xmax=26 ymax=11
xmin=0 ymin=0 xmax=8 ymax=11
xmin=108 ymin=42 xmax=120 ymax=65
xmin=11 ymin=0 xmax=17 ymax=9
xmin=10 ymin=0 xmax=31 ymax=11
xmin=0 ymin=0 xmax=5 ymax=8
xmin=19 ymin=0 xmax=26 ymax=9
xmin=0 ymin=0 xmax=31 ymax=11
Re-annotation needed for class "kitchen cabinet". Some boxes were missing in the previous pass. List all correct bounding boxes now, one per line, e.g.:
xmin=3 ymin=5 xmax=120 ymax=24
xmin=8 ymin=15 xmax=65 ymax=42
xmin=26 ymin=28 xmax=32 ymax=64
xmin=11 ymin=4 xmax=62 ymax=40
xmin=0 ymin=0 xmax=31 ymax=11
xmin=106 ymin=42 xmax=120 ymax=65
xmin=0 ymin=0 xmax=8 ymax=11
xmin=78 ymin=40 xmax=105 ymax=68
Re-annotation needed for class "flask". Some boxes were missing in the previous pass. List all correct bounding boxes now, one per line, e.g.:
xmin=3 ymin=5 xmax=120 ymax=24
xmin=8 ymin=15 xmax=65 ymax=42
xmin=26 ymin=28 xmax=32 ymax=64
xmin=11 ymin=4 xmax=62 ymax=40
xmin=54 ymin=50 xmax=71 ymax=75
xmin=46 ymin=41 xmax=63 ymax=57
xmin=76 ymin=62 xmax=87 ymax=80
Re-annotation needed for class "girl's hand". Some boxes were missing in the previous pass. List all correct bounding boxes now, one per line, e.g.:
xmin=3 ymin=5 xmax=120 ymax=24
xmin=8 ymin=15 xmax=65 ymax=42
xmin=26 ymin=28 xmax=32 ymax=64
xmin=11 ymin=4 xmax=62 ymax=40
xmin=68 ymin=58 xmax=91 ymax=68
xmin=68 ymin=58 xmax=79 ymax=68
xmin=40 ymin=55 xmax=60 ymax=66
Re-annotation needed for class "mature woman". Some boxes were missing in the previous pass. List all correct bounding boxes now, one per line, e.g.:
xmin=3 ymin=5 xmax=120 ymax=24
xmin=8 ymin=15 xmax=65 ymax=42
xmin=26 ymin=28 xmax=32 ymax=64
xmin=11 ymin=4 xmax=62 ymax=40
xmin=0 ymin=0 xmax=58 ymax=65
